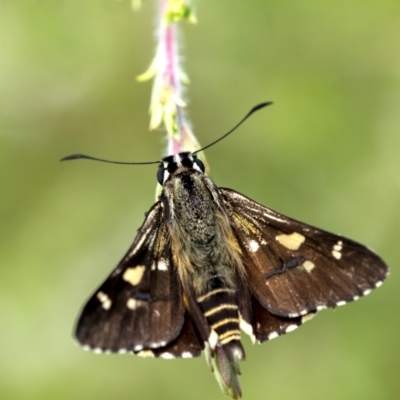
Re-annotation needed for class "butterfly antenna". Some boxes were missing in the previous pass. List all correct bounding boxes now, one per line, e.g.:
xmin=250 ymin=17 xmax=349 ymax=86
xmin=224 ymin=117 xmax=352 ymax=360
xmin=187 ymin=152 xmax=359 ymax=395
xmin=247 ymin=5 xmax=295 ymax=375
xmin=194 ymin=101 xmax=273 ymax=154
xmin=60 ymin=153 xmax=160 ymax=165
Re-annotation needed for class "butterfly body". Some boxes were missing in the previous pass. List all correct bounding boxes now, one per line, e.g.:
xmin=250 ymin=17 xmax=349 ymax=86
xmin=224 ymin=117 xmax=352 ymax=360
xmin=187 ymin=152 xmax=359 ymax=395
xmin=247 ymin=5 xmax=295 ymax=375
xmin=74 ymin=150 xmax=388 ymax=396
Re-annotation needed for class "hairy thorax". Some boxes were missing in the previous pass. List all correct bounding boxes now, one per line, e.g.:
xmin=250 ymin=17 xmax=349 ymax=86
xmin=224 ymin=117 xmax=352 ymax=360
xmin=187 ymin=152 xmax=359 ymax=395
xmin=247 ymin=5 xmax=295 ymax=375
xmin=161 ymin=170 xmax=244 ymax=294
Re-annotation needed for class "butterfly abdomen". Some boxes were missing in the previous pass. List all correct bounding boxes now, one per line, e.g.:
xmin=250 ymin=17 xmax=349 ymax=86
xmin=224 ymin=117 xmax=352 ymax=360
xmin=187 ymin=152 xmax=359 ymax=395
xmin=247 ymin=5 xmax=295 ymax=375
xmin=197 ymin=277 xmax=245 ymax=361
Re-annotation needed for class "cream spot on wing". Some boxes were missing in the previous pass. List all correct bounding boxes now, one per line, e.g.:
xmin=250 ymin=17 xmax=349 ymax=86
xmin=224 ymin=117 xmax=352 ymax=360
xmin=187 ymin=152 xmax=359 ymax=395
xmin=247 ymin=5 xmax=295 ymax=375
xmin=261 ymin=239 xmax=267 ymax=245
xmin=96 ymin=291 xmax=112 ymax=310
xmin=157 ymin=258 xmax=168 ymax=271
xmin=301 ymin=313 xmax=315 ymax=324
xmin=275 ymin=232 xmax=305 ymax=250
xmin=249 ymin=240 xmax=259 ymax=252
xmin=151 ymin=262 xmax=156 ymax=271
xmin=137 ymin=350 xmax=155 ymax=358
xmin=332 ymin=240 xmax=343 ymax=260
xmin=126 ymin=299 xmax=145 ymax=309
xmin=302 ymin=260 xmax=315 ymax=273
xmin=123 ymin=265 xmax=145 ymax=286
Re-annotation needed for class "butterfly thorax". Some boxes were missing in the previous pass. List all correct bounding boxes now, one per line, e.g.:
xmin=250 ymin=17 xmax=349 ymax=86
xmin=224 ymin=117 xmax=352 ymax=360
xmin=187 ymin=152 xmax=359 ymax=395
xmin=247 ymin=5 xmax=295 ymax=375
xmin=161 ymin=166 xmax=244 ymax=293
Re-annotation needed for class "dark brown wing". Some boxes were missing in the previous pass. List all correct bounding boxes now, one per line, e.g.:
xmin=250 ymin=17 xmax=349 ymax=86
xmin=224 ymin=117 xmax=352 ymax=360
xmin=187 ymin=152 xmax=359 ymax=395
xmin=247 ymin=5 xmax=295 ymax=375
xmin=75 ymin=202 xmax=190 ymax=354
xmin=221 ymin=188 xmax=388 ymax=319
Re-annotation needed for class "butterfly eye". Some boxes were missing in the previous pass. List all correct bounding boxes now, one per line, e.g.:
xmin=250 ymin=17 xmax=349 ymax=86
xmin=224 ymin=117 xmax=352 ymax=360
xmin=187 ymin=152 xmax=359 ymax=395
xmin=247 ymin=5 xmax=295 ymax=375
xmin=194 ymin=158 xmax=205 ymax=173
xmin=157 ymin=167 xmax=165 ymax=185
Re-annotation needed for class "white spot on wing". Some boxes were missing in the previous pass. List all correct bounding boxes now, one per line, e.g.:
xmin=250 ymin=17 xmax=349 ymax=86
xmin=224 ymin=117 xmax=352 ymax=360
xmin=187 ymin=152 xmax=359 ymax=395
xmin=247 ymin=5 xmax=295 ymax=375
xmin=96 ymin=291 xmax=112 ymax=310
xmin=160 ymin=352 xmax=174 ymax=359
xmin=123 ymin=265 xmax=145 ymax=286
xmin=93 ymin=347 xmax=103 ymax=354
xmin=336 ymin=301 xmax=347 ymax=307
xmin=239 ymin=315 xmax=256 ymax=344
xmin=182 ymin=352 xmax=193 ymax=358
xmin=363 ymin=289 xmax=372 ymax=296
xmin=127 ymin=299 xmax=145 ymax=310
xmin=285 ymin=324 xmax=299 ymax=333
xmin=208 ymin=330 xmax=219 ymax=349
xmin=316 ymin=305 xmax=327 ymax=311
xmin=375 ymin=281 xmax=383 ymax=288
xmin=118 ymin=349 xmax=128 ymax=354
xmin=275 ymin=232 xmax=305 ymax=251
xmin=157 ymin=258 xmax=168 ymax=271
xmin=332 ymin=240 xmax=343 ymax=260
xmin=268 ymin=332 xmax=279 ymax=340
xmin=249 ymin=240 xmax=259 ymax=252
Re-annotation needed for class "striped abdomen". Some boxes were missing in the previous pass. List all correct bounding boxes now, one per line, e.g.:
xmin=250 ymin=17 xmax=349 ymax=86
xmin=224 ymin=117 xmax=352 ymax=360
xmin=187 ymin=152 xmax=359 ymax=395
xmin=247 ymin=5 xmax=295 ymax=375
xmin=197 ymin=278 xmax=245 ymax=362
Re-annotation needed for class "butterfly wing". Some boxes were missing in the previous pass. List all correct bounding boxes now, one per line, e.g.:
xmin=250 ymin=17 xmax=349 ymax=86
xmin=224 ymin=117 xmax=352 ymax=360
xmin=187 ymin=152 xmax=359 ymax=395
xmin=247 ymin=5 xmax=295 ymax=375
xmin=221 ymin=189 xmax=388 ymax=320
xmin=75 ymin=202 xmax=202 ymax=357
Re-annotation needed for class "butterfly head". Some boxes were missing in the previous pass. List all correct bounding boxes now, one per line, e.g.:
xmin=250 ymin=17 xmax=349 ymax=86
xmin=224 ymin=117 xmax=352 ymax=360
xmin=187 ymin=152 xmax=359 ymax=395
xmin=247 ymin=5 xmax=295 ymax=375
xmin=157 ymin=152 xmax=205 ymax=185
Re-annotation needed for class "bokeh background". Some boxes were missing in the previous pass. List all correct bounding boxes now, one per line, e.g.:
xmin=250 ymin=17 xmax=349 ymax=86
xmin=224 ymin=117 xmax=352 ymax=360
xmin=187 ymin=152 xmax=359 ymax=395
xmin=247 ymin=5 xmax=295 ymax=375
xmin=1 ymin=1 xmax=399 ymax=399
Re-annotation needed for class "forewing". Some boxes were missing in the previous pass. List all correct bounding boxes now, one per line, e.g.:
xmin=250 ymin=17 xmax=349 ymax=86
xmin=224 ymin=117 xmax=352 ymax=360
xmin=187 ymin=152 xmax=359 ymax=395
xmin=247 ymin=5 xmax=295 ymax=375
xmin=221 ymin=189 xmax=388 ymax=318
xmin=75 ymin=203 xmax=185 ymax=353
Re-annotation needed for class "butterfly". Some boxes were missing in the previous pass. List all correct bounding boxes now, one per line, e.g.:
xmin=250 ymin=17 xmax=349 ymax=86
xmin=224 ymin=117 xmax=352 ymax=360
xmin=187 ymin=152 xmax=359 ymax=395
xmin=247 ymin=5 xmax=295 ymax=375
xmin=67 ymin=104 xmax=388 ymax=398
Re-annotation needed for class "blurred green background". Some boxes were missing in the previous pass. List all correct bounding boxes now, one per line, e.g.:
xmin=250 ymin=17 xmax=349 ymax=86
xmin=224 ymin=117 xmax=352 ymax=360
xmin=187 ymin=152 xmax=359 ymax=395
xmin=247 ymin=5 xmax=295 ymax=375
xmin=1 ymin=1 xmax=399 ymax=399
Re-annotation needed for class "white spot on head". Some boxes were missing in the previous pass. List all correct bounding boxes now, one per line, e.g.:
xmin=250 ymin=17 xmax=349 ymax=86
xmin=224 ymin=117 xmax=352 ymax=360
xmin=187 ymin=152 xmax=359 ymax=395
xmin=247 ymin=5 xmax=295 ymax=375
xmin=249 ymin=240 xmax=259 ymax=252
xmin=96 ymin=291 xmax=112 ymax=310
xmin=182 ymin=352 xmax=193 ymax=358
xmin=123 ymin=265 xmax=145 ymax=286
xmin=208 ymin=330 xmax=219 ymax=349
xmin=275 ymin=232 xmax=305 ymax=251
xmin=268 ymin=332 xmax=279 ymax=340
xmin=336 ymin=300 xmax=347 ymax=307
xmin=160 ymin=352 xmax=175 ymax=359
xmin=302 ymin=260 xmax=315 ymax=273
xmin=157 ymin=258 xmax=168 ymax=271
xmin=137 ymin=350 xmax=155 ymax=358
xmin=285 ymin=324 xmax=299 ymax=333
